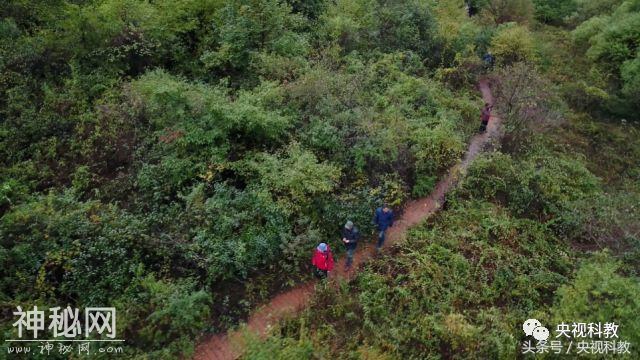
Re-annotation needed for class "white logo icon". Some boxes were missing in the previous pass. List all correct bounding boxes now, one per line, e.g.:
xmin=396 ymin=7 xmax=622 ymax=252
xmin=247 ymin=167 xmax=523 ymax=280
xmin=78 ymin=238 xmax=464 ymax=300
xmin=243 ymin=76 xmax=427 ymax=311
xmin=523 ymin=319 xmax=542 ymax=336
xmin=523 ymin=318 xmax=549 ymax=341
xmin=532 ymin=326 xmax=550 ymax=341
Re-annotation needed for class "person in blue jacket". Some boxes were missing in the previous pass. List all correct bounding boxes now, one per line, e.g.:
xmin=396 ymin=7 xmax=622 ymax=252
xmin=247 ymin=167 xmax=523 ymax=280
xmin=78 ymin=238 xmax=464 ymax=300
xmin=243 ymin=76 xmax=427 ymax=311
xmin=373 ymin=204 xmax=394 ymax=251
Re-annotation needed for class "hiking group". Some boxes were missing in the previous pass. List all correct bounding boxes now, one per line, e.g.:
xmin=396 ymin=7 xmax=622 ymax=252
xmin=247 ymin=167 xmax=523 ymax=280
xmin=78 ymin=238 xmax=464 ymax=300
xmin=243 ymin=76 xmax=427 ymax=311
xmin=312 ymin=101 xmax=493 ymax=279
xmin=311 ymin=205 xmax=394 ymax=279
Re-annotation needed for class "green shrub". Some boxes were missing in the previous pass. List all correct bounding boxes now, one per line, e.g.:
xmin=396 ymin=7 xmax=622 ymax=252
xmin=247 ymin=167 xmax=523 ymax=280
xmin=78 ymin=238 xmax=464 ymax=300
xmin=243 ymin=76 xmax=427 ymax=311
xmin=533 ymin=0 xmax=577 ymax=24
xmin=555 ymin=189 xmax=640 ymax=254
xmin=480 ymin=0 xmax=535 ymax=25
xmin=0 ymin=192 xmax=155 ymax=305
xmin=458 ymin=151 xmax=600 ymax=219
xmin=0 ymin=1 xmax=540 ymax=357
xmin=412 ymin=121 xmax=465 ymax=181
xmin=569 ymin=0 xmax=626 ymax=25
xmin=242 ymin=143 xmax=341 ymax=211
xmin=132 ymin=70 xmax=293 ymax=144
xmin=551 ymin=253 xmax=640 ymax=350
xmin=0 ymin=178 xmax=29 ymax=210
xmin=116 ymin=275 xmax=212 ymax=359
xmin=137 ymin=156 xmax=200 ymax=204
xmin=489 ymin=23 xmax=536 ymax=65
xmin=200 ymin=0 xmax=308 ymax=82
xmin=188 ymin=183 xmax=290 ymax=281
xmin=320 ymin=0 xmax=441 ymax=61
xmin=242 ymin=329 xmax=318 ymax=359
xmin=571 ymin=1 xmax=640 ymax=115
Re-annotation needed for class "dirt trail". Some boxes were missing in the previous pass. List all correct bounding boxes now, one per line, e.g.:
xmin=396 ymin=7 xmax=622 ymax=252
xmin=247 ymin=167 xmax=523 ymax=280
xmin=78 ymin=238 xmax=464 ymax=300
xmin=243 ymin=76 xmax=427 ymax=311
xmin=194 ymin=79 xmax=500 ymax=360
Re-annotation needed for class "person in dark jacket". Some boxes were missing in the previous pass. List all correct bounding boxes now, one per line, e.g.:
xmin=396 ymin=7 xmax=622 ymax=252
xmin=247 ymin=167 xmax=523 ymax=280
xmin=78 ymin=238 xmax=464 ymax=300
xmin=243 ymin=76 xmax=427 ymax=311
xmin=311 ymin=243 xmax=334 ymax=279
xmin=482 ymin=53 xmax=495 ymax=69
xmin=479 ymin=103 xmax=493 ymax=133
xmin=373 ymin=205 xmax=394 ymax=250
xmin=341 ymin=221 xmax=359 ymax=268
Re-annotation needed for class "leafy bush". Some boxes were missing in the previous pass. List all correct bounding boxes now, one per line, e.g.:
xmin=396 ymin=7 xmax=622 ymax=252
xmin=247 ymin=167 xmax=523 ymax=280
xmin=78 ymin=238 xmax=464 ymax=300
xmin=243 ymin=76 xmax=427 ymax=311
xmin=242 ymin=143 xmax=341 ymax=211
xmin=457 ymin=151 xmax=601 ymax=220
xmin=131 ymin=69 xmax=293 ymax=144
xmin=187 ymin=183 xmax=289 ymax=282
xmin=433 ymin=0 xmax=485 ymax=69
xmin=555 ymin=186 xmax=640 ymax=254
xmin=320 ymin=0 xmax=441 ymax=62
xmin=568 ymin=0 xmax=626 ymax=25
xmin=489 ymin=24 xmax=536 ymax=65
xmin=560 ymin=80 xmax=610 ymax=112
xmin=550 ymin=252 xmax=640 ymax=347
xmin=242 ymin=330 xmax=319 ymax=359
xmin=479 ymin=0 xmax=535 ymax=25
xmin=201 ymin=0 xmax=308 ymax=83
xmin=533 ymin=0 xmax=577 ymax=24
xmin=0 ymin=192 xmax=155 ymax=305
xmin=116 ymin=275 xmax=212 ymax=359
xmin=411 ymin=121 xmax=465 ymax=196
xmin=571 ymin=0 xmax=640 ymax=115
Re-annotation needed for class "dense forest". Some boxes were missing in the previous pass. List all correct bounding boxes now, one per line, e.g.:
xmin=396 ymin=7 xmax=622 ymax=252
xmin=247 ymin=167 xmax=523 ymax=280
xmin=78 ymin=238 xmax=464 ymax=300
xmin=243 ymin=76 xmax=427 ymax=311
xmin=1 ymin=0 xmax=639 ymax=359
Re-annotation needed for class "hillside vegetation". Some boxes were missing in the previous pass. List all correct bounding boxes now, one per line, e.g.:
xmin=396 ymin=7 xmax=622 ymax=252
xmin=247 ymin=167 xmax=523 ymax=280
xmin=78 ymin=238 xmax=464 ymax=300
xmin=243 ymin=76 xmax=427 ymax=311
xmin=242 ymin=0 xmax=640 ymax=359
xmin=1 ymin=0 xmax=639 ymax=359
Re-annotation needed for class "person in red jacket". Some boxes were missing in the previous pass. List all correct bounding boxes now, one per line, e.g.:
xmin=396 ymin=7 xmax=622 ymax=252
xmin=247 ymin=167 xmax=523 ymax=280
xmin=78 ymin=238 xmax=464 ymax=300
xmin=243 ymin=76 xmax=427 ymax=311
xmin=479 ymin=103 xmax=493 ymax=133
xmin=311 ymin=243 xmax=334 ymax=279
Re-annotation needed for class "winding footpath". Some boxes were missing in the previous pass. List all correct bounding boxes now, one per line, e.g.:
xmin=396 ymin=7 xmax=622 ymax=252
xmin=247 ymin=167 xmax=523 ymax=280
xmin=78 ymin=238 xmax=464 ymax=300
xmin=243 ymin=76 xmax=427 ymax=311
xmin=194 ymin=79 xmax=501 ymax=360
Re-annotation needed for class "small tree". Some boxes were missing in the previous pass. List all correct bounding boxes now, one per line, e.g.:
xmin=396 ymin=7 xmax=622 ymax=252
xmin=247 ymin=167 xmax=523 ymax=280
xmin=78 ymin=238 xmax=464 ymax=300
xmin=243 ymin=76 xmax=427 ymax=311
xmin=493 ymin=62 xmax=564 ymax=151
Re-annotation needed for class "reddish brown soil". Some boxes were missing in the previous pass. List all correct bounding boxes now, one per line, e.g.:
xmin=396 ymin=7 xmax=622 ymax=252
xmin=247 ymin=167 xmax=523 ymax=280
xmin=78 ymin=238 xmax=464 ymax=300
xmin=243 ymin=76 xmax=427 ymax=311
xmin=193 ymin=80 xmax=500 ymax=360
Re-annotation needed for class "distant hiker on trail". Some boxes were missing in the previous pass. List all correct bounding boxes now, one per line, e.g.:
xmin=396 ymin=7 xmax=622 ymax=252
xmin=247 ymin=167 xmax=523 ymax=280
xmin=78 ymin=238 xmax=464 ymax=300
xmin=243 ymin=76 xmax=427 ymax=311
xmin=482 ymin=53 xmax=495 ymax=69
xmin=373 ymin=205 xmax=394 ymax=251
xmin=312 ymin=243 xmax=334 ymax=279
xmin=479 ymin=103 xmax=493 ymax=133
xmin=342 ymin=221 xmax=360 ymax=268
